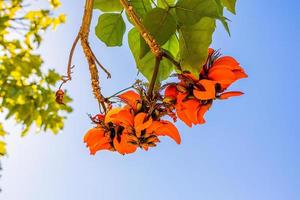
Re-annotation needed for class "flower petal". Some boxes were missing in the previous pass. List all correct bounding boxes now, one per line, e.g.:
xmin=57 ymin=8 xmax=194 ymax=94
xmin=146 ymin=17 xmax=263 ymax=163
xmin=110 ymin=109 xmax=134 ymax=127
xmin=213 ymin=56 xmax=240 ymax=70
xmin=105 ymin=108 xmax=122 ymax=124
xmin=84 ymin=127 xmax=105 ymax=144
xmin=152 ymin=120 xmax=181 ymax=144
xmin=219 ymin=91 xmax=244 ymax=99
xmin=181 ymin=100 xmax=201 ymax=125
xmin=118 ymin=90 xmax=141 ymax=111
xmin=193 ymin=79 xmax=216 ymax=100
xmin=89 ymin=136 xmax=111 ymax=155
xmin=113 ymin=133 xmax=137 ymax=155
xmin=165 ymin=85 xmax=177 ymax=99
xmin=197 ymin=103 xmax=212 ymax=124
xmin=134 ymin=113 xmax=153 ymax=134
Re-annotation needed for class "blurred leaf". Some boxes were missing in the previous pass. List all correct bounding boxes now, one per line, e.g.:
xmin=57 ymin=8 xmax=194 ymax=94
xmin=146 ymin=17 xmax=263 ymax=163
xmin=0 ymin=141 xmax=6 ymax=156
xmin=0 ymin=0 xmax=72 ymax=156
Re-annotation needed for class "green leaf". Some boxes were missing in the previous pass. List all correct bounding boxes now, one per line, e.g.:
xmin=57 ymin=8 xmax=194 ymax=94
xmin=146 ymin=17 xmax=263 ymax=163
xmin=129 ymin=28 xmax=178 ymax=82
xmin=140 ymin=8 xmax=177 ymax=58
xmin=178 ymin=17 xmax=216 ymax=76
xmin=95 ymin=13 xmax=126 ymax=47
xmin=129 ymin=0 xmax=152 ymax=18
xmin=175 ymin=0 xmax=222 ymax=25
xmin=94 ymin=0 xmax=123 ymax=12
xmin=221 ymin=0 xmax=236 ymax=14
xmin=157 ymin=0 xmax=176 ymax=8
xmin=216 ymin=0 xmax=231 ymax=35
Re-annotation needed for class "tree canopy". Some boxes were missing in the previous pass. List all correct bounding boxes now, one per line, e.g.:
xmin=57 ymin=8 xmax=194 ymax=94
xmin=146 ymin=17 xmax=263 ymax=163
xmin=0 ymin=0 xmax=72 ymax=156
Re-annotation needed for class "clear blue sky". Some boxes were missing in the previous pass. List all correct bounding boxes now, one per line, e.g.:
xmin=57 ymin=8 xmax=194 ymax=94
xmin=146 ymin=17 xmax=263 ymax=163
xmin=1 ymin=0 xmax=300 ymax=200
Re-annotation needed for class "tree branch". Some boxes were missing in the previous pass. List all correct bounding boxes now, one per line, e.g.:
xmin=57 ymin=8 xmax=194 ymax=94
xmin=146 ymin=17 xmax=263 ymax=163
xmin=119 ymin=0 xmax=182 ymax=75
xmin=80 ymin=0 xmax=107 ymax=113
xmin=119 ymin=0 xmax=163 ymax=57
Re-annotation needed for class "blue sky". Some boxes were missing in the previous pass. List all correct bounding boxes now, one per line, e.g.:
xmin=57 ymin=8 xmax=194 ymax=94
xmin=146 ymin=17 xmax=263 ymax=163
xmin=1 ymin=0 xmax=300 ymax=200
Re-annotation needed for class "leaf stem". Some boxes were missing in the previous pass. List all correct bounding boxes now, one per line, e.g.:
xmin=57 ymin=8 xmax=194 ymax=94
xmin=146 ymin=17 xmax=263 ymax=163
xmin=147 ymin=56 xmax=162 ymax=97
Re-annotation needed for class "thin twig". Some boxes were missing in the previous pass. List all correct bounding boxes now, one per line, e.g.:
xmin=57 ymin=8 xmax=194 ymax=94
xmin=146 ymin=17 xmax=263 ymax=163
xmin=88 ymin=43 xmax=111 ymax=78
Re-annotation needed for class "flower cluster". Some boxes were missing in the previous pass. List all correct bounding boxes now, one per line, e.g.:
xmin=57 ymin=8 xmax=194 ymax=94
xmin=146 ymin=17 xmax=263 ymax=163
xmin=164 ymin=48 xmax=248 ymax=127
xmin=84 ymin=49 xmax=247 ymax=155
xmin=84 ymin=90 xmax=181 ymax=155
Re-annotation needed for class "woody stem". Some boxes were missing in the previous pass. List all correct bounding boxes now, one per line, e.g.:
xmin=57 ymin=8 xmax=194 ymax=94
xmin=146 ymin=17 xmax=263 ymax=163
xmin=147 ymin=57 xmax=162 ymax=97
xmin=119 ymin=0 xmax=181 ymax=93
xmin=80 ymin=0 xmax=107 ymax=113
xmin=119 ymin=0 xmax=163 ymax=57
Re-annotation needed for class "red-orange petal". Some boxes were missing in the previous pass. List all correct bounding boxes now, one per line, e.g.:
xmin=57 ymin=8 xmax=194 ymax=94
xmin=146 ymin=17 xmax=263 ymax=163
xmin=181 ymin=100 xmax=201 ymax=125
xmin=150 ymin=120 xmax=181 ymax=144
xmin=113 ymin=133 xmax=137 ymax=155
xmin=110 ymin=109 xmax=134 ymax=127
xmin=213 ymin=56 xmax=239 ymax=69
xmin=105 ymin=107 xmax=122 ymax=124
xmin=165 ymin=85 xmax=177 ymax=99
xmin=193 ymin=79 xmax=216 ymax=100
xmin=84 ymin=127 xmax=105 ymax=144
xmin=134 ymin=113 xmax=153 ymax=133
xmin=233 ymin=70 xmax=248 ymax=80
xmin=208 ymin=67 xmax=236 ymax=88
xmin=118 ymin=90 xmax=141 ymax=111
xmin=219 ymin=91 xmax=244 ymax=99
xmin=89 ymin=136 xmax=111 ymax=155
xmin=197 ymin=103 xmax=212 ymax=124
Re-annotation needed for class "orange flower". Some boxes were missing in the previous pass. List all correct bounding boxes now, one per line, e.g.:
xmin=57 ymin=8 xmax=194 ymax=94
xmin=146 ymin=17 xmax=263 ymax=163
xmin=207 ymin=55 xmax=248 ymax=90
xmin=175 ymin=92 xmax=212 ymax=127
xmin=118 ymin=90 xmax=142 ymax=112
xmin=165 ymin=84 xmax=213 ymax=127
xmin=83 ymin=127 xmax=113 ymax=155
xmin=163 ymin=49 xmax=247 ymax=127
xmin=109 ymin=110 xmax=181 ymax=152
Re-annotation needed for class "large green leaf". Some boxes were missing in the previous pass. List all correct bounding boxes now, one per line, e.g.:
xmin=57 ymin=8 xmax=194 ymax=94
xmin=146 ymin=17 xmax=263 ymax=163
xmin=129 ymin=0 xmax=152 ymax=18
xmin=129 ymin=28 xmax=179 ymax=82
xmin=221 ymin=0 xmax=237 ymax=14
xmin=175 ymin=0 xmax=221 ymax=25
xmin=95 ymin=13 xmax=126 ymax=47
xmin=157 ymin=0 xmax=177 ymax=8
xmin=140 ymin=8 xmax=177 ymax=58
xmin=178 ymin=17 xmax=216 ymax=76
xmin=94 ymin=0 xmax=123 ymax=12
